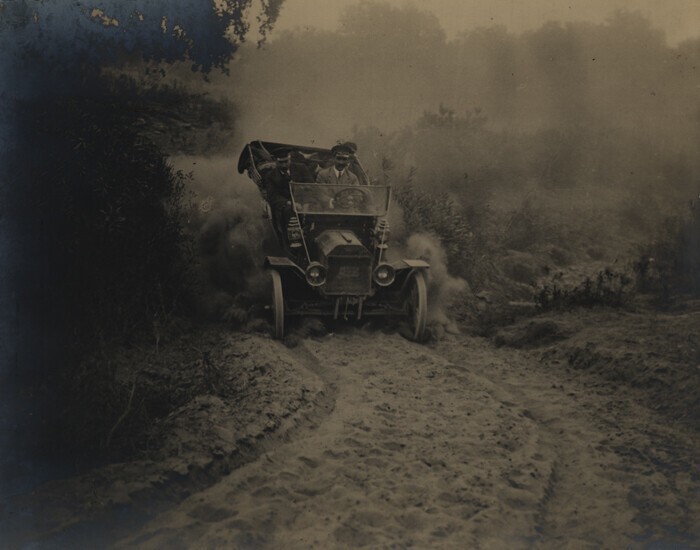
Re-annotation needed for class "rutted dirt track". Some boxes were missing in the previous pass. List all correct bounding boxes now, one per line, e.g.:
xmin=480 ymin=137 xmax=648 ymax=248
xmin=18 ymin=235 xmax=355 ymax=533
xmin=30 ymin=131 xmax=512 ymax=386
xmin=99 ymin=329 xmax=698 ymax=548
xmin=3 ymin=322 xmax=699 ymax=548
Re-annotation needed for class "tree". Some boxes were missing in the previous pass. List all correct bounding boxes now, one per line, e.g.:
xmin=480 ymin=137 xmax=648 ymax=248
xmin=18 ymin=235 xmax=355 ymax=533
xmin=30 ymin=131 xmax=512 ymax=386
xmin=0 ymin=0 xmax=284 ymax=462
xmin=1 ymin=0 xmax=285 ymax=342
xmin=1 ymin=0 xmax=283 ymax=79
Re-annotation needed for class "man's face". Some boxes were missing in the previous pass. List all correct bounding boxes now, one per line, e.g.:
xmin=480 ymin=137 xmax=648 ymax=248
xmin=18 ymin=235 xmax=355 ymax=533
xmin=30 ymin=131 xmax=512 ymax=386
xmin=333 ymin=153 xmax=350 ymax=170
xmin=277 ymin=155 xmax=291 ymax=172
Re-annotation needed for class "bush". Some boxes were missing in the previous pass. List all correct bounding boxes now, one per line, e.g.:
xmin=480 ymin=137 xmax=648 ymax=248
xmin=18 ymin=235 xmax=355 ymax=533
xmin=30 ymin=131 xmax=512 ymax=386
xmin=4 ymin=84 xmax=198 ymax=469
xmin=394 ymin=179 xmax=475 ymax=278
xmin=500 ymin=198 xmax=556 ymax=251
xmin=534 ymin=268 xmax=633 ymax=311
xmin=13 ymin=92 xmax=193 ymax=347
xmin=0 ymin=0 xmax=282 ymax=475
xmin=633 ymin=202 xmax=700 ymax=303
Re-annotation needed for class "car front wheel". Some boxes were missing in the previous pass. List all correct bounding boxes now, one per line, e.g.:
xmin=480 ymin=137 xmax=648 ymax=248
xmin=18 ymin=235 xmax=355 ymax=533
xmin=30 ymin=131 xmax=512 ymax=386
xmin=269 ymin=269 xmax=284 ymax=339
xmin=405 ymin=270 xmax=428 ymax=342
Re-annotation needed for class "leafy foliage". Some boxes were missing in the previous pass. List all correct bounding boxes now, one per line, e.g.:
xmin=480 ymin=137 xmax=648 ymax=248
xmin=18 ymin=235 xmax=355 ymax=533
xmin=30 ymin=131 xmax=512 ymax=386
xmin=535 ymin=269 xmax=633 ymax=311
xmin=0 ymin=0 xmax=283 ymax=85
xmin=0 ymin=0 xmax=283 ymax=468
xmin=633 ymin=202 xmax=700 ymax=303
xmin=17 ymin=93 xmax=193 ymax=341
xmin=394 ymin=179 xmax=474 ymax=278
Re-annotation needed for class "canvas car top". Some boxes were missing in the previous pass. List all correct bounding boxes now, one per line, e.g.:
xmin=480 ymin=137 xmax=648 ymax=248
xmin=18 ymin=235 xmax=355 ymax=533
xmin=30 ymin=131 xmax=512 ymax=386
xmin=237 ymin=141 xmax=334 ymax=174
xmin=237 ymin=140 xmax=370 ymax=185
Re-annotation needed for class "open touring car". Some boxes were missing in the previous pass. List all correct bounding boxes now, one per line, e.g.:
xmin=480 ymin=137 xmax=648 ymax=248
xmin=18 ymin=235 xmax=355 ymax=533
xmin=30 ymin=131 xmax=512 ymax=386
xmin=237 ymin=140 xmax=429 ymax=341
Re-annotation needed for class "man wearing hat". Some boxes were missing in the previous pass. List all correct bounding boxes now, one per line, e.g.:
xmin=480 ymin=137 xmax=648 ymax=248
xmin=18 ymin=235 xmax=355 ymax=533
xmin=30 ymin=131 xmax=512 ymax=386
xmin=263 ymin=149 xmax=314 ymax=243
xmin=316 ymin=144 xmax=360 ymax=185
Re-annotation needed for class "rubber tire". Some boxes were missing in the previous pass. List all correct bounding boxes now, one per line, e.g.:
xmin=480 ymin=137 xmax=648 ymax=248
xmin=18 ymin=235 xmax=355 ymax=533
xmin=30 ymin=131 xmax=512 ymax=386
xmin=407 ymin=270 xmax=428 ymax=342
xmin=270 ymin=270 xmax=284 ymax=339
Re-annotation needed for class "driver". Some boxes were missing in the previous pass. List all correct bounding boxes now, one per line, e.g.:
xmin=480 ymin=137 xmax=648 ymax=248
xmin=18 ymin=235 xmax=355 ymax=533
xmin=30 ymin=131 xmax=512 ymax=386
xmin=316 ymin=144 xmax=360 ymax=185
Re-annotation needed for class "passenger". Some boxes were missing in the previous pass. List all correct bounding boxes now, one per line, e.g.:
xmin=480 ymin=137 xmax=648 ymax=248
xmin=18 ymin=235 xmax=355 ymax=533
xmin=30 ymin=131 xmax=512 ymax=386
xmin=262 ymin=150 xmax=298 ymax=244
xmin=289 ymin=151 xmax=316 ymax=182
xmin=316 ymin=144 xmax=360 ymax=185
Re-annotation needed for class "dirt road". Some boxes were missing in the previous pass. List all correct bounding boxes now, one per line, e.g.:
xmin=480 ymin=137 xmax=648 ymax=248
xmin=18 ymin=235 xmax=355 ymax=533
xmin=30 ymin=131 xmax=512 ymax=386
xmin=102 ymin=329 xmax=699 ymax=549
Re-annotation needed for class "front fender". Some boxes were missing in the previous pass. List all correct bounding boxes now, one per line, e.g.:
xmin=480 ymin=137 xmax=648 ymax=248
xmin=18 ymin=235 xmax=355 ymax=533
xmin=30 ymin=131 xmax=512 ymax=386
xmin=388 ymin=259 xmax=429 ymax=294
xmin=264 ymin=256 xmax=305 ymax=275
xmin=391 ymin=259 xmax=430 ymax=271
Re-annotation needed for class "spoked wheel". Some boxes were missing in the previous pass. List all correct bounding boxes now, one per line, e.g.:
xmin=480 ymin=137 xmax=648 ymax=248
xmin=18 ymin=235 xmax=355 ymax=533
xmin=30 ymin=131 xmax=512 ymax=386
xmin=405 ymin=270 xmax=428 ymax=342
xmin=269 ymin=269 xmax=284 ymax=339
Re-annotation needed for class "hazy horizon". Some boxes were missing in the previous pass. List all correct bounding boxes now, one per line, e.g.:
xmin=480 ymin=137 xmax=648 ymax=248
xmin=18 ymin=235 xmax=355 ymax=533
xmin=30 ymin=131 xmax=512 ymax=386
xmin=271 ymin=0 xmax=700 ymax=46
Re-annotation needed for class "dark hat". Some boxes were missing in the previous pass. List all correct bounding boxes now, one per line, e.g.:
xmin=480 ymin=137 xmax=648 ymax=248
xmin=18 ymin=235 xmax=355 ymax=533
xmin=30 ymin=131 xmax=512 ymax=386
xmin=273 ymin=147 xmax=292 ymax=160
xmin=339 ymin=141 xmax=358 ymax=153
xmin=331 ymin=143 xmax=354 ymax=157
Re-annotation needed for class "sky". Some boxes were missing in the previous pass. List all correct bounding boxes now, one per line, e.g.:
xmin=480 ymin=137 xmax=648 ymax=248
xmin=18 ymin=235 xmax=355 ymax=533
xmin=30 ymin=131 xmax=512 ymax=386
xmin=271 ymin=0 xmax=700 ymax=45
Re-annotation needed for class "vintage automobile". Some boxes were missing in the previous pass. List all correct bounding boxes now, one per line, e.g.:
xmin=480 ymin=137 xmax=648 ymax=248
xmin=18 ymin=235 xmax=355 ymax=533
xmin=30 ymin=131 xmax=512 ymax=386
xmin=237 ymin=140 xmax=429 ymax=341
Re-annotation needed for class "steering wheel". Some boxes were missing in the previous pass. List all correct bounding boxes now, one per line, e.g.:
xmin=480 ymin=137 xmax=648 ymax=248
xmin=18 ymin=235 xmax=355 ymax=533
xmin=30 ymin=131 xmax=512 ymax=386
xmin=333 ymin=187 xmax=369 ymax=209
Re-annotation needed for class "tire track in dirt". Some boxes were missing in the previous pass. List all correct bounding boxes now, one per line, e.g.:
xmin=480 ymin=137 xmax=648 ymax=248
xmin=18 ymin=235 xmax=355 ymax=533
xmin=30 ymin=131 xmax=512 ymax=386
xmin=18 ymin=329 xmax=698 ymax=548
xmin=114 ymin=331 xmax=562 ymax=548
xmin=438 ymin=336 xmax=700 ymax=548
xmin=438 ymin=340 xmax=638 ymax=547
xmin=160 ymin=330 xmax=698 ymax=549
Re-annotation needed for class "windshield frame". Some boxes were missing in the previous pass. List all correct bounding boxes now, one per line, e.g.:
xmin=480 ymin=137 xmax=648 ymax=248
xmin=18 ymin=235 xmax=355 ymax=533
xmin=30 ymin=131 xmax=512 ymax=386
xmin=290 ymin=183 xmax=391 ymax=217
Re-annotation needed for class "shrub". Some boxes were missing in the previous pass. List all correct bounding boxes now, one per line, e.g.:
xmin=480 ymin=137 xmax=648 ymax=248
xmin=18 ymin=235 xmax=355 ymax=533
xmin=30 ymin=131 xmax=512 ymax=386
xmin=534 ymin=268 xmax=633 ymax=311
xmin=394 ymin=178 xmax=475 ymax=278
xmin=633 ymin=202 xmax=700 ymax=302
xmin=13 ymin=93 xmax=193 ymax=347
xmin=500 ymin=197 xmax=558 ymax=252
xmin=4 ymin=86 xmax=198 ymax=469
xmin=0 ymin=0 xmax=282 ymax=472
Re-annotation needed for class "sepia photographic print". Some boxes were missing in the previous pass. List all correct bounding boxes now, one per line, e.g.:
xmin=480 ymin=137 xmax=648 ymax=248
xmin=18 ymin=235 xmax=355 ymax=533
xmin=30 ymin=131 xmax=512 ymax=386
xmin=1 ymin=0 xmax=699 ymax=547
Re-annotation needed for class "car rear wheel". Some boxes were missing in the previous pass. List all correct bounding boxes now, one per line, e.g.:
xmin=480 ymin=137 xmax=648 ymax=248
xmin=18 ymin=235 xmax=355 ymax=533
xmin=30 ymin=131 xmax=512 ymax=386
xmin=406 ymin=270 xmax=428 ymax=342
xmin=270 ymin=269 xmax=284 ymax=339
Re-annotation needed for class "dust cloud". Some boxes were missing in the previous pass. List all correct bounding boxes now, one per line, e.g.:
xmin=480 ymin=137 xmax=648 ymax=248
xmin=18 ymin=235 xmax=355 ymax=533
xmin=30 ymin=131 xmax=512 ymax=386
xmin=383 ymin=200 xmax=468 ymax=332
xmin=405 ymin=233 xmax=469 ymax=332
xmin=175 ymin=1 xmax=700 ymax=322
xmin=223 ymin=4 xmax=700 ymax=148
xmin=169 ymin=155 xmax=273 ymax=323
xmin=171 ymin=152 xmax=467 ymax=332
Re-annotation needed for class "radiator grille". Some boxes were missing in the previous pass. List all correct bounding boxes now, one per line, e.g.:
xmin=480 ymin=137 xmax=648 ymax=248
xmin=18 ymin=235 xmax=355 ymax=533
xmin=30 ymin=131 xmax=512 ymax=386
xmin=324 ymin=257 xmax=372 ymax=295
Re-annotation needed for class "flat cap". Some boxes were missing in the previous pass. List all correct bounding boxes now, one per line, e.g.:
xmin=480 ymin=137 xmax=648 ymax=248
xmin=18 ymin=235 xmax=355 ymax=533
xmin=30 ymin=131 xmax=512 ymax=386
xmin=273 ymin=148 xmax=292 ymax=160
xmin=331 ymin=143 xmax=354 ymax=156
